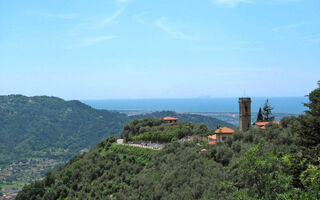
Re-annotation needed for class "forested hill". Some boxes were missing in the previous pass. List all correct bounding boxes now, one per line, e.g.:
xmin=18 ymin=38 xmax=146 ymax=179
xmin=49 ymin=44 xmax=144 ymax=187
xmin=0 ymin=95 xmax=129 ymax=164
xmin=0 ymin=95 xmax=231 ymax=165
xmin=16 ymin=86 xmax=320 ymax=200
xmin=130 ymin=111 xmax=235 ymax=129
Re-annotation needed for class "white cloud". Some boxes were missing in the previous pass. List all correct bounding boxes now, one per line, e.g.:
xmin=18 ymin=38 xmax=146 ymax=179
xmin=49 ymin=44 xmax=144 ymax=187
xmin=272 ymin=24 xmax=300 ymax=32
xmin=78 ymin=36 xmax=117 ymax=47
xmin=41 ymin=13 xmax=78 ymax=19
xmin=101 ymin=7 xmax=125 ymax=25
xmin=155 ymin=17 xmax=203 ymax=41
xmin=115 ymin=0 xmax=132 ymax=3
xmin=187 ymin=46 xmax=263 ymax=51
xmin=212 ymin=0 xmax=301 ymax=7
xmin=212 ymin=0 xmax=251 ymax=7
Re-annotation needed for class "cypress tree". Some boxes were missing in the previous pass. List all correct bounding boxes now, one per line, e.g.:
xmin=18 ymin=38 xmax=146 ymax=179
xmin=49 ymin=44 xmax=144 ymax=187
xmin=256 ymin=107 xmax=263 ymax=122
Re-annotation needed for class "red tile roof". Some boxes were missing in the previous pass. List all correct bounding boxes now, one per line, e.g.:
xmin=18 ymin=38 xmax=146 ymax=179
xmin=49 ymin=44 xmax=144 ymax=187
xmin=214 ymin=127 xmax=235 ymax=134
xmin=209 ymin=141 xmax=216 ymax=145
xmin=162 ymin=117 xmax=178 ymax=121
xmin=208 ymin=135 xmax=217 ymax=140
xmin=254 ymin=121 xmax=280 ymax=129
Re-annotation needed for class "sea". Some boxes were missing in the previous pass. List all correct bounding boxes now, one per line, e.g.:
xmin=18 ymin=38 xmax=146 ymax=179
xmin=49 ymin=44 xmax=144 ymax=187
xmin=82 ymin=97 xmax=307 ymax=114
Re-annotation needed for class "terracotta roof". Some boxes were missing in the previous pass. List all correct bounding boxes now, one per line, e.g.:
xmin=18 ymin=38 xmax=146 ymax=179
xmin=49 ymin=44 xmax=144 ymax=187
xmin=162 ymin=117 xmax=178 ymax=121
xmin=254 ymin=121 xmax=280 ymax=129
xmin=214 ymin=127 xmax=235 ymax=134
xmin=209 ymin=141 xmax=216 ymax=145
xmin=208 ymin=134 xmax=217 ymax=140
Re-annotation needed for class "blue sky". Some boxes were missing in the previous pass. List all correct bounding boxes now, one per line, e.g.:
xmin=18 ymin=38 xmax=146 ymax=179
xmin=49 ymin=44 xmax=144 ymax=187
xmin=0 ymin=0 xmax=319 ymax=99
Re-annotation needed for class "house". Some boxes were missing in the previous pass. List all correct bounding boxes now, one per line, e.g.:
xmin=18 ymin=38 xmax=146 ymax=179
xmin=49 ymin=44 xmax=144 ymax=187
xmin=162 ymin=117 xmax=178 ymax=125
xmin=208 ymin=127 xmax=235 ymax=144
xmin=253 ymin=121 xmax=280 ymax=129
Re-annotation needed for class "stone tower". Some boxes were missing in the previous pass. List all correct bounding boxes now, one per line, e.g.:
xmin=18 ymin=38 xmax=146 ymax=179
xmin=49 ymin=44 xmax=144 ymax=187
xmin=238 ymin=97 xmax=251 ymax=131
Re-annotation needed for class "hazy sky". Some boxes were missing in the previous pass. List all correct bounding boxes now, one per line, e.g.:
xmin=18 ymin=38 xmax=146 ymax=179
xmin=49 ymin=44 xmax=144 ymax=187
xmin=1 ymin=0 xmax=319 ymax=99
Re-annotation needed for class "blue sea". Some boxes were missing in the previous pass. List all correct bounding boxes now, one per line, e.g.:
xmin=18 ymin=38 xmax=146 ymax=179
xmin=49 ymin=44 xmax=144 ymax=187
xmin=82 ymin=97 xmax=307 ymax=114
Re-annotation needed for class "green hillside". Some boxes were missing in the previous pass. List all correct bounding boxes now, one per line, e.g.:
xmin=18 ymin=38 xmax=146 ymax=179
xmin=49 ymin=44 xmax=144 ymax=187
xmin=0 ymin=95 xmax=129 ymax=165
xmin=0 ymin=95 xmax=231 ymax=166
xmin=16 ymin=136 xmax=156 ymax=199
xmin=16 ymin=86 xmax=320 ymax=200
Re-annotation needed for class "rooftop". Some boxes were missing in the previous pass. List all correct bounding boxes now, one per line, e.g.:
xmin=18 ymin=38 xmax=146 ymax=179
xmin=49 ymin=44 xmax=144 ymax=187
xmin=253 ymin=121 xmax=280 ymax=129
xmin=214 ymin=127 xmax=235 ymax=134
xmin=162 ymin=117 xmax=178 ymax=121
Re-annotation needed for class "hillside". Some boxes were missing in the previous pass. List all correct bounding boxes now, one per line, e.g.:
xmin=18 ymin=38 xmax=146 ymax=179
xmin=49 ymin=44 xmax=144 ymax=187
xmin=0 ymin=94 xmax=233 ymax=196
xmin=130 ymin=111 xmax=235 ymax=129
xmin=16 ymin=86 xmax=320 ymax=199
xmin=16 ymin=118 xmax=319 ymax=200
xmin=0 ymin=95 xmax=231 ymax=166
xmin=0 ymin=95 xmax=129 ymax=165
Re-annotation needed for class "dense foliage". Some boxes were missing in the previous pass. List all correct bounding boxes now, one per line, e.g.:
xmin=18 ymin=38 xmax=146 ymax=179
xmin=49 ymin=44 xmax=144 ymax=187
xmin=16 ymin=137 xmax=155 ymax=200
xmin=120 ymin=118 xmax=210 ymax=143
xmin=15 ymin=86 xmax=320 ymax=199
xmin=131 ymin=111 xmax=235 ymax=129
xmin=0 ymin=95 xmax=129 ymax=165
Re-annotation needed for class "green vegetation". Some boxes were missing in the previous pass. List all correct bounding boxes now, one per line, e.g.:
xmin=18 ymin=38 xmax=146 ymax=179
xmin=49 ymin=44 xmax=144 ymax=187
xmin=262 ymin=99 xmax=275 ymax=121
xmin=16 ymin=137 xmax=155 ymax=200
xmin=130 ymin=110 xmax=235 ymax=129
xmin=16 ymin=85 xmax=320 ymax=199
xmin=121 ymin=118 xmax=210 ymax=143
xmin=0 ymin=95 xmax=129 ymax=165
xmin=256 ymin=107 xmax=263 ymax=122
xmin=0 ymin=95 xmax=229 ymax=166
xmin=1 ymin=95 xmax=228 ymax=196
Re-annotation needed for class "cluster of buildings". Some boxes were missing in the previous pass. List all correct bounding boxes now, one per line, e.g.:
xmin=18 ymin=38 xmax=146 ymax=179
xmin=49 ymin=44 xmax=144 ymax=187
xmin=162 ymin=97 xmax=280 ymax=145
xmin=208 ymin=97 xmax=280 ymax=144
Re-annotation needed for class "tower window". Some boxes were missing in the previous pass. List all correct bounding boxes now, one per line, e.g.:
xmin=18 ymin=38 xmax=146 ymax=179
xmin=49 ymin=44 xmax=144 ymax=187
xmin=245 ymin=106 xmax=248 ymax=113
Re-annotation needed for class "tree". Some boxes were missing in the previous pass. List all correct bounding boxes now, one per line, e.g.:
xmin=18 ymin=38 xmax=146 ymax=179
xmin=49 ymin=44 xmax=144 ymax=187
xmin=262 ymin=99 xmax=275 ymax=121
xmin=237 ymin=140 xmax=292 ymax=199
xmin=256 ymin=107 xmax=263 ymax=122
xmin=298 ymin=86 xmax=320 ymax=160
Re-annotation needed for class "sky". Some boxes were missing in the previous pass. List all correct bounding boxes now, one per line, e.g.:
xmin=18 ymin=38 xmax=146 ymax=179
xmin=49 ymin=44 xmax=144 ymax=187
xmin=0 ymin=0 xmax=319 ymax=100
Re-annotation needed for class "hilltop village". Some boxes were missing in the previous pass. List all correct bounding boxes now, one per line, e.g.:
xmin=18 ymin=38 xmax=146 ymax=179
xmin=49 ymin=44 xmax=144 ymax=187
xmin=117 ymin=97 xmax=280 ymax=149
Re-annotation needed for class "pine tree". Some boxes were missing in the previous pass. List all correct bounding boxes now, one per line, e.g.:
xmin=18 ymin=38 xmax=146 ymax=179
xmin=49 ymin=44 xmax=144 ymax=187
xmin=256 ymin=107 xmax=263 ymax=122
xmin=262 ymin=99 xmax=275 ymax=121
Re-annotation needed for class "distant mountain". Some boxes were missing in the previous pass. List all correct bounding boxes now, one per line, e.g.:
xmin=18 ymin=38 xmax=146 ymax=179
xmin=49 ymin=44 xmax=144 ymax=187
xmin=130 ymin=111 xmax=235 ymax=129
xmin=0 ymin=95 xmax=129 ymax=165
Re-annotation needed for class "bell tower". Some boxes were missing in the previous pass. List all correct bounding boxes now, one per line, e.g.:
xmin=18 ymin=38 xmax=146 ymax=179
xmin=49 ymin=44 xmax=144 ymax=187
xmin=238 ymin=97 xmax=251 ymax=131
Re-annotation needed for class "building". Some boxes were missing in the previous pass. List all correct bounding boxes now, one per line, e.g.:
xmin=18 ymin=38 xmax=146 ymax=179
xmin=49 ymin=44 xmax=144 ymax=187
xmin=162 ymin=117 xmax=178 ymax=125
xmin=239 ymin=97 xmax=251 ymax=131
xmin=253 ymin=121 xmax=280 ymax=129
xmin=208 ymin=127 xmax=235 ymax=144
